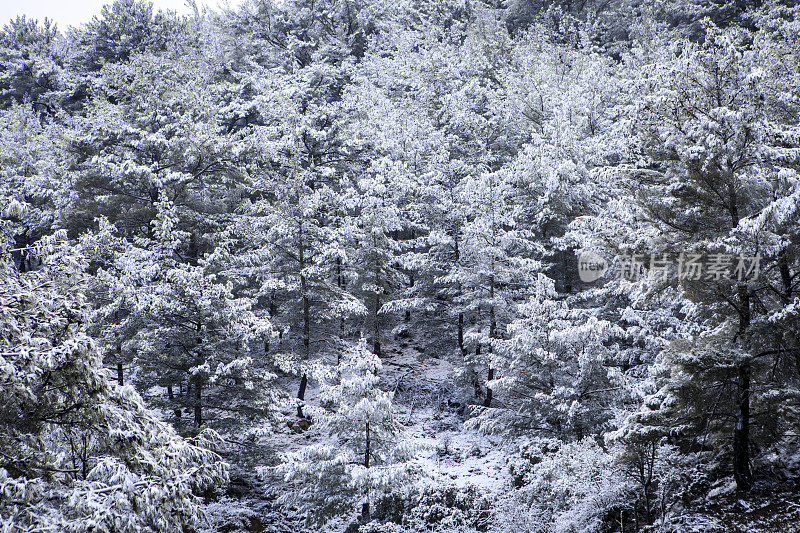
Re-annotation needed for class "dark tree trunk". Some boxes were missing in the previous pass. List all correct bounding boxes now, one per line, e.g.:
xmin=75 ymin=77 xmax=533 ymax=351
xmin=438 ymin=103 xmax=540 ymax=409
xmin=373 ymin=249 xmax=381 ymax=357
xmin=337 ymin=257 xmax=345 ymax=359
xmin=303 ymin=292 xmax=310 ymax=360
xmin=297 ymin=373 xmax=308 ymax=418
xmin=297 ymin=283 xmax=309 ymax=418
xmin=733 ymin=283 xmax=752 ymax=491
xmin=734 ymin=362 xmax=752 ymax=491
xmin=779 ymin=249 xmax=792 ymax=302
xmin=168 ymin=382 xmax=181 ymax=420
xmin=485 ymin=275 xmax=496 ymax=408
xmin=297 ymin=219 xmax=311 ymax=418
xmin=458 ymin=313 xmax=465 ymax=356
xmin=266 ymin=290 xmax=277 ymax=353
xmin=474 ymin=344 xmax=482 ymax=399
xmin=116 ymin=361 xmax=123 ymax=386
xmin=364 ymin=421 xmax=370 ymax=469
xmin=361 ymin=421 xmax=371 ymax=522
xmin=484 ymin=368 xmax=494 ymax=407
xmin=188 ymin=231 xmax=199 ymax=266
xmin=454 ymin=235 xmax=465 ymax=357
xmin=194 ymin=380 xmax=202 ymax=427
xmin=373 ymin=293 xmax=381 ymax=357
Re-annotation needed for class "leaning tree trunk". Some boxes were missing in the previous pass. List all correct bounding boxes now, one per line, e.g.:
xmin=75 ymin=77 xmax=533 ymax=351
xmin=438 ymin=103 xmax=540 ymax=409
xmin=297 ymin=373 xmax=308 ymax=419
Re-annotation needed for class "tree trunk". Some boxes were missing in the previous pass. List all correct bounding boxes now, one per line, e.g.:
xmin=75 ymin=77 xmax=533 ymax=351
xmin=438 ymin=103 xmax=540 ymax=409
xmin=485 ymin=275 xmax=496 ymax=408
xmin=779 ymin=249 xmax=792 ymax=302
xmin=116 ymin=361 xmax=123 ymax=386
xmin=188 ymin=231 xmax=199 ymax=266
xmin=733 ymin=362 xmax=752 ymax=491
xmin=484 ymin=367 xmax=494 ymax=407
xmin=364 ymin=421 xmax=370 ymax=469
xmin=168 ymin=382 xmax=181 ymax=420
xmin=474 ymin=344 xmax=482 ymax=399
xmin=297 ymin=284 xmax=309 ymax=418
xmin=373 ymin=247 xmax=381 ymax=357
xmin=266 ymin=290 xmax=277 ymax=354
xmin=454 ymin=235 xmax=466 ymax=357
xmin=362 ymin=420 xmax=371 ymax=522
xmin=297 ymin=219 xmax=311 ymax=418
xmin=733 ymin=283 xmax=752 ymax=491
xmin=337 ymin=257 xmax=345 ymax=360
xmin=458 ymin=312 xmax=465 ymax=356
xmin=297 ymin=374 xmax=308 ymax=418
xmin=373 ymin=293 xmax=381 ymax=357
xmin=194 ymin=379 xmax=202 ymax=427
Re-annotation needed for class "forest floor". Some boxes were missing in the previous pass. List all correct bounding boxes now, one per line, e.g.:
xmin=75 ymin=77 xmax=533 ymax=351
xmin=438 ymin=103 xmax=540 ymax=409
xmin=662 ymin=481 xmax=800 ymax=532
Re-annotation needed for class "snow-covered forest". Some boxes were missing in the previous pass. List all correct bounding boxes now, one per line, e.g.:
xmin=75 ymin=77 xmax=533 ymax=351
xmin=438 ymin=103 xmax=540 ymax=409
xmin=2 ymin=0 xmax=800 ymax=530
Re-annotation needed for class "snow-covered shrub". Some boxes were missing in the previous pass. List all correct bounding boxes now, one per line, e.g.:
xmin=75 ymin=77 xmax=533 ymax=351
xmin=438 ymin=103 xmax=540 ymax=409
xmin=365 ymin=483 xmax=495 ymax=533
xmin=492 ymin=438 xmax=631 ymax=533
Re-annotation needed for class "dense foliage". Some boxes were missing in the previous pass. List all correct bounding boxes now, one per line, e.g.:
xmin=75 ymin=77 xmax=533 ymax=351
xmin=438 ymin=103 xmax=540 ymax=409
xmin=2 ymin=0 xmax=799 ymax=531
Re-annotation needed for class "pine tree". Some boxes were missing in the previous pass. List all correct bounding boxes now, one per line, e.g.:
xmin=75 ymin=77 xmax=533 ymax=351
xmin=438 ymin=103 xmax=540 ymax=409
xmin=223 ymin=46 xmax=370 ymax=417
xmin=0 ymin=230 xmax=228 ymax=531
xmin=346 ymin=158 xmax=412 ymax=359
xmin=115 ymin=199 xmax=273 ymax=428
xmin=276 ymin=337 xmax=413 ymax=525
xmin=0 ymin=101 xmax=69 ymax=272
xmin=626 ymin=21 xmax=800 ymax=491
xmin=452 ymin=168 xmax=540 ymax=407
xmin=470 ymin=273 xmax=621 ymax=438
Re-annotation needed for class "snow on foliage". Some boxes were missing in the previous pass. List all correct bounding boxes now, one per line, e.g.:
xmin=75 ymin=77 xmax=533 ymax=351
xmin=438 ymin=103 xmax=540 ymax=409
xmin=0 ymin=239 xmax=227 ymax=532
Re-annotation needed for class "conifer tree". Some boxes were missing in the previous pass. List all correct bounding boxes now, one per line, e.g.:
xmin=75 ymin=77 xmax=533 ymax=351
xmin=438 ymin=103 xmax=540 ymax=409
xmin=626 ymin=22 xmax=800 ymax=491
xmin=0 ymin=230 xmax=228 ymax=531
xmin=276 ymin=338 xmax=413 ymax=525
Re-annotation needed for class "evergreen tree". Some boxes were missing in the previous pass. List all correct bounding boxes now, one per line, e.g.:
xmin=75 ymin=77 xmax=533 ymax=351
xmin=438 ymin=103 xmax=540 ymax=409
xmin=96 ymin=199 xmax=273 ymax=429
xmin=276 ymin=337 xmax=413 ymax=525
xmin=0 ymin=230 xmax=227 ymax=531
xmin=470 ymin=273 xmax=621 ymax=438
xmin=625 ymin=21 xmax=800 ymax=491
